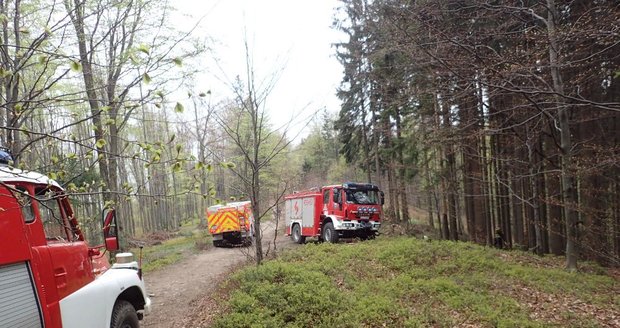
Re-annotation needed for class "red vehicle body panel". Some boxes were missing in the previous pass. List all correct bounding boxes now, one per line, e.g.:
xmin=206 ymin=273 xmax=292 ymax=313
xmin=0 ymin=180 xmax=100 ymax=327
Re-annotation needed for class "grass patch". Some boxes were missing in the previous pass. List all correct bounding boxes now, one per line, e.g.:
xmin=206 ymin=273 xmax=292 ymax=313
xmin=131 ymin=227 xmax=211 ymax=273
xmin=210 ymin=238 xmax=618 ymax=328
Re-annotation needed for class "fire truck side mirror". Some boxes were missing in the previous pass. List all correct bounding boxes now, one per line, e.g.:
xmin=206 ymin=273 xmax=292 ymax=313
xmin=102 ymin=208 xmax=120 ymax=251
xmin=380 ymin=191 xmax=385 ymax=205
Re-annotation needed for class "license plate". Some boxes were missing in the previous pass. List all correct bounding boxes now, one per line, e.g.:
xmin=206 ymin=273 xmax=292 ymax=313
xmin=361 ymin=216 xmax=369 ymax=220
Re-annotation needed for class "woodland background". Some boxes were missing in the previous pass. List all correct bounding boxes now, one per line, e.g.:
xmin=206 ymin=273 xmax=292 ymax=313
xmin=1 ymin=0 xmax=618 ymax=269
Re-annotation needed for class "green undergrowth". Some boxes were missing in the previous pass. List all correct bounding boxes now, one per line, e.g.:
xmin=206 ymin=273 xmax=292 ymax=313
xmin=132 ymin=225 xmax=210 ymax=273
xmin=212 ymin=238 xmax=618 ymax=328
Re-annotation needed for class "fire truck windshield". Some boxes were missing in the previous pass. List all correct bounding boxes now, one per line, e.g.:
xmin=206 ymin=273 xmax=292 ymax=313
xmin=345 ymin=189 xmax=379 ymax=205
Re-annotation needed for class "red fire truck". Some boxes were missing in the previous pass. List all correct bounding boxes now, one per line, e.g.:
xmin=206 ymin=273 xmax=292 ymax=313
xmin=0 ymin=150 xmax=151 ymax=328
xmin=284 ymin=182 xmax=384 ymax=243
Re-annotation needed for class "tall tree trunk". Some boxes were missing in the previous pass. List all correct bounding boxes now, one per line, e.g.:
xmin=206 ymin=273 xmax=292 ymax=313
xmin=66 ymin=0 xmax=112 ymax=203
xmin=394 ymin=107 xmax=409 ymax=223
xmin=547 ymin=0 xmax=578 ymax=270
xmin=424 ymin=150 xmax=435 ymax=228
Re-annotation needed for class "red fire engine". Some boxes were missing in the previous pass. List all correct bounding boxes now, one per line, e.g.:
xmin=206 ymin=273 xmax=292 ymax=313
xmin=284 ymin=182 xmax=384 ymax=243
xmin=0 ymin=150 xmax=151 ymax=328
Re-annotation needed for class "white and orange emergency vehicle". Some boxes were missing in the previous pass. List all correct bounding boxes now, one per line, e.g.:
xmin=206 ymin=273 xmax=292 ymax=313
xmin=285 ymin=182 xmax=384 ymax=243
xmin=0 ymin=149 xmax=151 ymax=328
xmin=206 ymin=201 xmax=254 ymax=247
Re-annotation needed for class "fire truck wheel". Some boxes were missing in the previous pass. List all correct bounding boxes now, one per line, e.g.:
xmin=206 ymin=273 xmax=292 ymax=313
xmin=110 ymin=300 xmax=139 ymax=328
xmin=322 ymin=222 xmax=339 ymax=243
xmin=292 ymin=224 xmax=306 ymax=244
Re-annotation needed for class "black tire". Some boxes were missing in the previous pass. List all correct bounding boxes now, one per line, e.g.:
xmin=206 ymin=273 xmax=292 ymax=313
xmin=213 ymin=240 xmax=222 ymax=247
xmin=322 ymin=222 xmax=339 ymax=243
xmin=110 ymin=300 xmax=139 ymax=328
xmin=292 ymin=224 xmax=306 ymax=244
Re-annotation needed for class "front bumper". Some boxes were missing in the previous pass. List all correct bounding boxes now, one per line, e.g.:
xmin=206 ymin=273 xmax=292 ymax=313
xmin=335 ymin=220 xmax=381 ymax=231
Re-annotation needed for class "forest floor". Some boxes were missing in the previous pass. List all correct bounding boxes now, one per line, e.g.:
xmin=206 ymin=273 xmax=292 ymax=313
xmin=140 ymin=220 xmax=298 ymax=328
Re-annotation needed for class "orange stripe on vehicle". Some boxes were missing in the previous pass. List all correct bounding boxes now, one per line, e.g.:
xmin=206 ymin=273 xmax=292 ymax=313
xmin=208 ymin=213 xmax=227 ymax=233
xmin=207 ymin=214 xmax=218 ymax=228
xmin=209 ymin=213 xmax=224 ymax=227
xmin=216 ymin=212 xmax=240 ymax=233
xmin=211 ymin=212 xmax=227 ymax=233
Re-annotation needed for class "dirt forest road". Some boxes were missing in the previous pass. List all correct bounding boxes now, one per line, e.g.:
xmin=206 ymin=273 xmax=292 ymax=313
xmin=141 ymin=220 xmax=296 ymax=328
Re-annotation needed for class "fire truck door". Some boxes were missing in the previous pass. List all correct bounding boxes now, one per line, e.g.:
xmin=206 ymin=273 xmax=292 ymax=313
xmin=35 ymin=190 xmax=92 ymax=300
xmin=330 ymin=188 xmax=345 ymax=218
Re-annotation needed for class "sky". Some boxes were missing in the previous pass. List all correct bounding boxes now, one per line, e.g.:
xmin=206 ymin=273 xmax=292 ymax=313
xmin=173 ymin=0 xmax=345 ymax=141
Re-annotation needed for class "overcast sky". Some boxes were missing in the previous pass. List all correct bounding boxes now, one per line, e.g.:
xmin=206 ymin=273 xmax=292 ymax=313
xmin=174 ymin=0 xmax=345 ymax=140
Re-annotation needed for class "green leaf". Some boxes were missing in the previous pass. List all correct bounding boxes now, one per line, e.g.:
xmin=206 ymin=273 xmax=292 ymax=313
xmin=172 ymin=162 xmax=182 ymax=172
xmin=51 ymin=156 xmax=59 ymax=164
xmin=195 ymin=162 xmax=204 ymax=170
xmin=48 ymin=172 xmax=57 ymax=180
xmin=206 ymin=164 xmax=213 ymax=172
xmin=0 ymin=67 xmax=11 ymax=78
xmin=38 ymin=56 xmax=48 ymax=64
xmin=173 ymin=57 xmax=183 ymax=67
xmin=103 ymin=200 xmax=115 ymax=209
xmin=138 ymin=44 xmax=150 ymax=55
xmin=129 ymin=53 xmax=139 ymax=65
xmin=95 ymin=139 xmax=106 ymax=149
xmin=174 ymin=102 xmax=184 ymax=113
xmin=175 ymin=144 xmax=182 ymax=153
xmin=168 ymin=134 xmax=176 ymax=143
xmin=71 ymin=61 xmax=82 ymax=72
xmin=19 ymin=27 xmax=29 ymax=34
xmin=143 ymin=73 xmax=151 ymax=84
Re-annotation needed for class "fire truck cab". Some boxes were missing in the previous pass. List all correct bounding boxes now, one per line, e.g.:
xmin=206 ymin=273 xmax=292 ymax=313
xmin=0 ymin=150 xmax=151 ymax=328
xmin=285 ymin=182 xmax=384 ymax=243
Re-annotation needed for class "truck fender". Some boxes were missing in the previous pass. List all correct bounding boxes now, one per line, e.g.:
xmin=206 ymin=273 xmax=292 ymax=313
xmin=288 ymin=219 xmax=302 ymax=235
xmin=59 ymin=267 xmax=150 ymax=328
